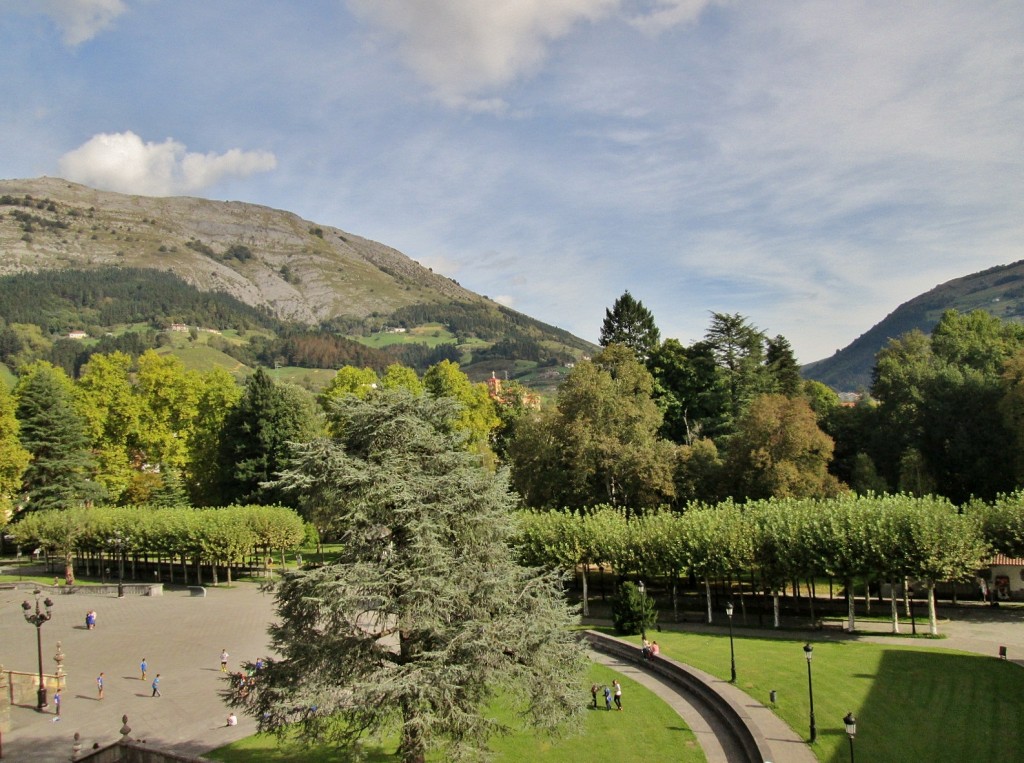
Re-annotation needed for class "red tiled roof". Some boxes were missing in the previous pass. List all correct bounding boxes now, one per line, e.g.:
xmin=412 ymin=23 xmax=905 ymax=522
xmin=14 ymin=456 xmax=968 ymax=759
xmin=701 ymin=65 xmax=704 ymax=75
xmin=990 ymin=554 xmax=1024 ymax=566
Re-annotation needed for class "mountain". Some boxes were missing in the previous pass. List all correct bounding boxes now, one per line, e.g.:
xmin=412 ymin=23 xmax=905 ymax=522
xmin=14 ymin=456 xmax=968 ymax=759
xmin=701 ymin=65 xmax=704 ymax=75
xmin=0 ymin=177 xmax=596 ymax=387
xmin=802 ymin=259 xmax=1024 ymax=391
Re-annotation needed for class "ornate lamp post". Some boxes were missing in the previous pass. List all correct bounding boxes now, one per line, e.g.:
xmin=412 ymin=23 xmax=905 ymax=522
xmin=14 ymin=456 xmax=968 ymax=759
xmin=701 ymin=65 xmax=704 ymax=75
xmin=725 ymin=600 xmax=736 ymax=683
xmin=22 ymin=589 xmax=54 ymax=711
xmin=803 ymin=643 xmax=816 ymax=743
xmin=637 ymin=580 xmax=647 ymax=641
xmin=843 ymin=711 xmax=857 ymax=762
xmin=108 ymin=532 xmax=127 ymax=597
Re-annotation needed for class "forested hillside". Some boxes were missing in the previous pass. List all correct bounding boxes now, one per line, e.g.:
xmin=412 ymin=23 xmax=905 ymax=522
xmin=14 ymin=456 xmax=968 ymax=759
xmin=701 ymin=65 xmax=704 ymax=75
xmin=0 ymin=178 xmax=596 ymax=386
xmin=803 ymin=259 xmax=1024 ymax=390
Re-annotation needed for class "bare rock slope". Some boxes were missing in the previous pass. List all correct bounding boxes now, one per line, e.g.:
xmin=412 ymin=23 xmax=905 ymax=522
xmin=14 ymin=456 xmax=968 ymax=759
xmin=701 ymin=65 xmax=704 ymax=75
xmin=0 ymin=177 xmax=483 ymax=325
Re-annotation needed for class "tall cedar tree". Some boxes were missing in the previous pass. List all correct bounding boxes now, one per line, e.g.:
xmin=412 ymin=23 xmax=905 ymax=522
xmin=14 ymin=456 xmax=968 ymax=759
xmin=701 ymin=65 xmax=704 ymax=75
xmin=599 ymin=290 xmax=661 ymax=360
xmin=231 ymin=390 xmax=586 ymax=763
xmin=216 ymin=368 xmax=318 ymax=507
xmin=15 ymin=362 xmax=102 ymax=512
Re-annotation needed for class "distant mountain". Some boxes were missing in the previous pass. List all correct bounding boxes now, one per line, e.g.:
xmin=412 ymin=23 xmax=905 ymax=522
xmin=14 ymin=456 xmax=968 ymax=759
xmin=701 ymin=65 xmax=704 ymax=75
xmin=802 ymin=260 xmax=1024 ymax=391
xmin=0 ymin=177 xmax=597 ymax=387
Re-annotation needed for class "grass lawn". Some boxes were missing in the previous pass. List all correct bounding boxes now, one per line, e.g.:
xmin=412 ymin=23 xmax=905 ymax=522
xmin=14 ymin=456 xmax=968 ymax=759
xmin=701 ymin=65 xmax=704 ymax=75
xmin=609 ymin=627 xmax=1024 ymax=763
xmin=207 ymin=662 xmax=704 ymax=763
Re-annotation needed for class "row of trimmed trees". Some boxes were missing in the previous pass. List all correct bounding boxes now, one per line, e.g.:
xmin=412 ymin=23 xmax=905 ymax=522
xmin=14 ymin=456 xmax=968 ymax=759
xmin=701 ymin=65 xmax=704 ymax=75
xmin=6 ymin=504 xmax=306 ymax=586
xmin=514 ymin=492 xmax=1024 ymax=636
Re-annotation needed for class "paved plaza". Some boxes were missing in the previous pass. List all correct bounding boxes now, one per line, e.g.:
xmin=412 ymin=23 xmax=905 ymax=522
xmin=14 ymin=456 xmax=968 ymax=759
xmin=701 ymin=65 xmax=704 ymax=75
xmin=3 ymin=572 xmax=1022 ymax=763
xmin=0 ymin=581 xmax=277 ymax=762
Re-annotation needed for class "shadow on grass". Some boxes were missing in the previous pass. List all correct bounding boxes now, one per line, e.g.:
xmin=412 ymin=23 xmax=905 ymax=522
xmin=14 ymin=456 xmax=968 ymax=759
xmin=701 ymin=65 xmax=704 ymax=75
xmin=829 ymin=649 xmax=1024 ymax=763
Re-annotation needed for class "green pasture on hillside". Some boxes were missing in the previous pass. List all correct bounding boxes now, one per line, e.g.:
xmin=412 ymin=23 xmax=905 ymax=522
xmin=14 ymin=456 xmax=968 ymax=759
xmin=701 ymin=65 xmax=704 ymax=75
xmin=208 ymin=662 xmax=702 ymax=763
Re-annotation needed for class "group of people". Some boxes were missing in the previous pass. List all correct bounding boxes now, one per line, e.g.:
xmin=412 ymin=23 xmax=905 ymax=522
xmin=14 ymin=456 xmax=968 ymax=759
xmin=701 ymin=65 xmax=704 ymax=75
xmin=85 ymin=610 xmax=97 ymax=629
xmin=641 ymin=638 xmax=660 ymax=660
xmin=591 ymin=680 xmax=623 ymax=711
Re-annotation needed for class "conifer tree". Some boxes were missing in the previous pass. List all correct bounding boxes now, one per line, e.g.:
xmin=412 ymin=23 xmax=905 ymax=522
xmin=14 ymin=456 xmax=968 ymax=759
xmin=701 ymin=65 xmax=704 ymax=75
xmin=599 ymin=290 xmax=661 ymax=360
xmin=233 ymin=390 xmax=585 ymax=763
xmin=15 ymin=362 xmax=103 ymax=512
xmin=216 ymin=368 xmax=319 ymax=506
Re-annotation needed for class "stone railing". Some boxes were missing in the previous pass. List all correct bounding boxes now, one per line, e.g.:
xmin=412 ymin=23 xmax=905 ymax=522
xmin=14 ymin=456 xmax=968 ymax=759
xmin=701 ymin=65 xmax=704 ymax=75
xmin=583 ymin=629 xmax=774 ymax=763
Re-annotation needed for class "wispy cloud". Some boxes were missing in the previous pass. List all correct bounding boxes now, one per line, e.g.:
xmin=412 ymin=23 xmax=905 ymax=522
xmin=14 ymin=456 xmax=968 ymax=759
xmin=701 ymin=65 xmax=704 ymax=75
xmin=29 ymin=0 xmax=129 ymax=46
xmin=58 ymin=132 xmax=277 ymax=196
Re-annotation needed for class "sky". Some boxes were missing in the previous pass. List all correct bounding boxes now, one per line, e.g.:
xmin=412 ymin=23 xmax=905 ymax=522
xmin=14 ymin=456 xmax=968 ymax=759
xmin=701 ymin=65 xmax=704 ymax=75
xmin=1 ymin=1 xmax=1022 ymax=363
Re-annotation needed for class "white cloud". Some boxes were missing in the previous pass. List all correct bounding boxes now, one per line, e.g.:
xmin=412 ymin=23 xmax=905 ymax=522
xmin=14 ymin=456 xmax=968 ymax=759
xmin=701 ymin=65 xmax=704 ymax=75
xmin=627 ymin=0 xmax=713 ymax=35
xmin=58 ymin=132 xmax=277 ymax=196
xmin=346 ymin=0 xmax=621 ymax=105
xmin=34 ymin=0 xmax=129 ymax=45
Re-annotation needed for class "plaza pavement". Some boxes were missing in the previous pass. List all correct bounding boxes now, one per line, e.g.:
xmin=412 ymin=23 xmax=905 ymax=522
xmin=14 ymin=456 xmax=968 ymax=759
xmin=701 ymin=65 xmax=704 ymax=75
xmin=3 ymin=574 xmax=1021 ymax=763
xmin=0 ymin=580 xmax=277 ymax=762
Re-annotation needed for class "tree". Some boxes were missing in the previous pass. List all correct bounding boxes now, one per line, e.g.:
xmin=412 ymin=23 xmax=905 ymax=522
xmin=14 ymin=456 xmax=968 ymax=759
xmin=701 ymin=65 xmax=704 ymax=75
xmin=646 ymin=338 xmax=723 ymax=444
xmin=599 ymin=290 xmax=661 ymax=360
xmin=237 ymin=390 xmax=586 ymax=763
xmin=186 ymin=367 xmax=242 ymax=506
xmin=320 ymin=366 xmax=378 ymax=406
xmin=704 ymin=313 xmax=771 ymax=432
xmin=74 ymin=351 xmax=144 ymax=503
xmin=766 ymin=335 xmax=802 ymax=396
xmin=422 ymin=360 xmax=499 ymax=459
xmin=217 ymin=369 xmax=320 ymax=507
xmin=0 ymin=381 xmax=30 ymax=519
xmin=15 ymin=362 xmax=103 ymax=512
xmin=724 ymin=394 xmax=845 ymax=500
xmin=509 ymin=345 xmax=676 ymax=509
xmin=379 ymin=363 xmax=423 ymax=395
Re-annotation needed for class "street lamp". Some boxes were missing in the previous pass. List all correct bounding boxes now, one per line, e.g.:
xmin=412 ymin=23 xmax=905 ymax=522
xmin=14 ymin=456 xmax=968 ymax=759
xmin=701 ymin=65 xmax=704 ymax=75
xmin=803 ymin=643 xmax=816 ymax=743
xmin=108 ymin=532 xmax=127 ymax=597
xmin=725 ymin=600 xmax=736 ymax=683
xmin=637 ymin=580 xmax=647 ymax=641
xmin=843 ymin=711 xmax=857 ymax=762
xmin=22 ymin=589 xmax=54 ymax=711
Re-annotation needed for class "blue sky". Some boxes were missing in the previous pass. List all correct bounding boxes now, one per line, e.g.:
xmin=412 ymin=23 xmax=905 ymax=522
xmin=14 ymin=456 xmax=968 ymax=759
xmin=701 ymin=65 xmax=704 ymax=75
xmin=1 ymin=1 xmax=1022 ymax=362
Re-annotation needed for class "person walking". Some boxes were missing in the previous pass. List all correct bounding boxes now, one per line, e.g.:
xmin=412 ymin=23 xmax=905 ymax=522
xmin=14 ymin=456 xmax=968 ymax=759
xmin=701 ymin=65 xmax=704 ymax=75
xmin=220 ymin=649 xmax=229 ymax=673
xmin=140 ymin=658 xmax=148 ymax=681
xmin=590 ymin=683 xmax=598 ymax=708
xmin=603 ymin=684 xmax=612 ymax=711
xmin=613 ymin=679 xmax=622 ymax=711
xmin=96 ymin=672 xmax=104 ymax=700
xmin=53 ymin=689 xmax=62 ymax=717
xmin=151 ymin=674 xmax=161 ymax=697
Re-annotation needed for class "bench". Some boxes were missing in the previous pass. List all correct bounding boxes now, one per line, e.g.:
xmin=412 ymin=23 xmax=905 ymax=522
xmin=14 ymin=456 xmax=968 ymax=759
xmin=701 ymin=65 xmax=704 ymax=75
xmin=188 ymin=586 xmax=207 ymax=597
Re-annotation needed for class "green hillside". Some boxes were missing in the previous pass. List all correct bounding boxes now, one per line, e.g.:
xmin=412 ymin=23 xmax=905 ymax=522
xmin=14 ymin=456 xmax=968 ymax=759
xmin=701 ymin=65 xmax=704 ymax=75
xmin=802 ymin=259 xmax=1024 ymax=391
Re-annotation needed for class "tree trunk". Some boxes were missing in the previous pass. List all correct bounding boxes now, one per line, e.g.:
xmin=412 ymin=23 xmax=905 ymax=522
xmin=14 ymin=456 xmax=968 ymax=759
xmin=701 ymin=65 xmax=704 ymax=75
xmin=671 ymin=577 xmax=679 ymax=623
xmin=704 ymin=577 xmax=713 ymax=624
xmin=927 ymin=581 xmax=939 ymax=636
xmin=864 ymin=580 xmax=871 ymax=615
xmin=581 ymin=565 xmax=589 ymax=617
xmin=846 ymin=578 xmax=855 ymax=632
xmin=64 ymin=550 xmax=75 ymax=585
xmin=889 ymin=579 xmax=900 ymax=634
xmin=807 ymin=579 xmax=816 ymax=626
xmin=772 ymin=591 xmax=780 ymax=628
xmin=903 ymin=577 xmax=911 ymax=617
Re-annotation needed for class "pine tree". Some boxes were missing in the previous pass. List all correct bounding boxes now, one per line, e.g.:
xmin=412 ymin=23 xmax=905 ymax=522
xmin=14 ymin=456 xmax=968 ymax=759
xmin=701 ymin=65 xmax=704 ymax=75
xmin=233 ymin=390 xmax=586 ymax=763
xmin=216 ymin=368 xmax=319 ymax=506
xmin=599 ymin=290 xmax=661 ymax=360
xmin=15 ymin=362 xmax=103 ymax=512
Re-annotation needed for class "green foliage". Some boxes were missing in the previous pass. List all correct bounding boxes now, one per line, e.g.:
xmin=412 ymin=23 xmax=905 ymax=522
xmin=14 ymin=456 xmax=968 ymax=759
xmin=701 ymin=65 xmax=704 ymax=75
xmin=598 ymin=290 xmax=660 ymax=360
xmin=217 ymin=368 xmax=321 ymax=507
xmin=509 ymin=345 xmax=676 ymax=509
xmin=611 ymin=580 xmax=658 ymax=636
xmin=241 ymin=390 xmax=587 ymax=763
xmin=15 ymin=361 xmax=103 ymax=512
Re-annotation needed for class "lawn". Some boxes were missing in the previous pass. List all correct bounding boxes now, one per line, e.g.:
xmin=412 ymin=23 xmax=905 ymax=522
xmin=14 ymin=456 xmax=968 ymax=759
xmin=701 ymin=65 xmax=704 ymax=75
xmin=207 ymin=662 xmax=704 ymax=763
xmin=610 ymin=627 xmax=1024 ymax=763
